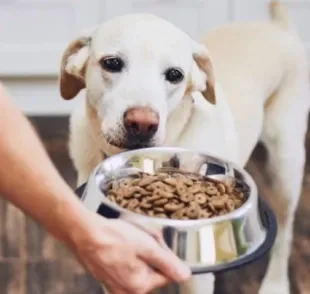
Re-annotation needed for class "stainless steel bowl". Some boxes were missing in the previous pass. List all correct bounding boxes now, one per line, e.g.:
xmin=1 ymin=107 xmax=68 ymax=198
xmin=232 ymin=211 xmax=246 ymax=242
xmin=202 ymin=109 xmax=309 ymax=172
xmin=76 ymin=147 xmax=276 ymax=293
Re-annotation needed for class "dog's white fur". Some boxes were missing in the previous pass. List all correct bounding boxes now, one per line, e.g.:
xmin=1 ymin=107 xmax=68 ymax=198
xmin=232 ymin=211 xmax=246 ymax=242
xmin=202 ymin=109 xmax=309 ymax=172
xmin=60 ymin=1 xmax=310 ymax=293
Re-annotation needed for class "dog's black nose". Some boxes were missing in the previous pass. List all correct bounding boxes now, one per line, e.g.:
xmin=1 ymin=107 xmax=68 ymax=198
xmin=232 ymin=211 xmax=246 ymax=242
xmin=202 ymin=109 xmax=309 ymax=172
xmin=123 ymin=107 xmax=159 ymax=141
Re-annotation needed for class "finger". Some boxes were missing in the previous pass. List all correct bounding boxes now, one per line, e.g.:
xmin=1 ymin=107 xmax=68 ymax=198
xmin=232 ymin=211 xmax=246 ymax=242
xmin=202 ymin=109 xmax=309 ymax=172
xmin=138 ymin=242 xmax=191 ymax=283
xmin=103 ymin=275 xmax=134 ymax=294
xmin=105 ymin=285 xmax=128 ymax=294
xmin=143 ymin=270 xmax=171 ymax=293
xmin=125 ymin=219 xmax=166 ymax=245
xmin=125 ymin=261 xmax=170 ymax=294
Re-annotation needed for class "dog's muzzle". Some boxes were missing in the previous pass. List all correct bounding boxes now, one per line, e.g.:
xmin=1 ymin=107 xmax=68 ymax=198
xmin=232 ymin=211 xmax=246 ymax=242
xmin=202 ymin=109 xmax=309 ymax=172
xmin=123 ymin=106 xmax=159 ymax=148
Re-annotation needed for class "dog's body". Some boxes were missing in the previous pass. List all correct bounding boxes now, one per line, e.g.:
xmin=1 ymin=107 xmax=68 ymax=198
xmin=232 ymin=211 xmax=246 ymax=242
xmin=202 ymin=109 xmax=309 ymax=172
xmin=60 ymin=1 xmax=310 ymax=293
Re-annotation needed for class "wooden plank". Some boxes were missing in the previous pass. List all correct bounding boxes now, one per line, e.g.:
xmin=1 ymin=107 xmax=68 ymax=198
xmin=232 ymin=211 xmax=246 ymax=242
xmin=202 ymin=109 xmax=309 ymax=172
xmin=0 ymin=200 xmax=25 ymax=259
xmin=0 ymin=260 xmax=25 ymax=294
xmin=25 ymin=260 xmax=103 ymax=294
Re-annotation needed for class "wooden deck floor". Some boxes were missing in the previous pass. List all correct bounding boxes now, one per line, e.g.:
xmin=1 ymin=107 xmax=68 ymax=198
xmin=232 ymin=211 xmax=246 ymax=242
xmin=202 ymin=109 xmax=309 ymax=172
xmin=1 ymin=116 xmax=310 ymax=294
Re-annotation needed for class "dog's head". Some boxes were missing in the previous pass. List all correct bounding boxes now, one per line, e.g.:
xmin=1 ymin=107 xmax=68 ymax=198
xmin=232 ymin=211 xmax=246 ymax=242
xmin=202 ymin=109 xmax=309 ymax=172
xmin=59 ymin=14 xmax=216 ymax=151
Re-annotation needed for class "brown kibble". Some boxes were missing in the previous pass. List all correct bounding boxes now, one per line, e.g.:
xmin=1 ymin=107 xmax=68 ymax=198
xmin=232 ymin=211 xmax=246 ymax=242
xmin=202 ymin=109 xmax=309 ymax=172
xmin=108 ymin=194 xmax=116 ymax=203
xmin=154 ymin=207 xmax=165 ymax=213
xmin=112 ymin=181 xmax=119 ymax=190
xmin=103 ymin=171 xmax=246 ymax=220
xmin=134 ymin=187 xmax=149 ymax=195
xmin=146 ymin=181 xmax=167 ymax=191
xmin=217 ymin=183 xmax=226 ymax=194
xmin=140 ymin=200 xmax=152 ymax=209
xmin=154 ymin=198 xmax=169 ymax=206
xmin=176 ymin=183 xmax=188 ymax=196
xmin=120 ymin=178 xmax=131 ymax=188
xmin=164 ymin=202 xmax=184 ymax=212
xmin=188 ymin=184 xmax=203 ymax=194
xmin=180 ymin=193 xmax=194 ymax=203
xmin=203 ymin=181 xmax=213 ymax=188
xmin=186 ymin=205 xmax=200 ymax=219
xmin=234 ymin=199 xmax=242 ymax=208
xmin=225 ymin=199 xmax=236 ymax=212
xmin=107 ymin=189 xmax=117 ymax=197
xmin=151 ymin=189 xmax=174 ymax=199
xmin=116 ymin=194 xmax=123 ymax=203
xmin=211 ymin=198 xmax=226 ymax=209
xmin=134 ymin=207 xmax=144 ymax=214
xmin=171 ymin=208 xmax=186 ymax=219
xmin=133 ymin=193 xmax=142 ymax=199
xmin=235 ymin=191 xmax=245 ymax=200
xmin=153 ymin=181 xmax=167 ymax=189
xmin=124 ymin=187 xmax=138 ymax=198
xmin=131 ymin=178 xmax=141 ymax=186
xmin=160 ymin=190 xmax=174 ymax=198
xmin=199 ymin=210 xmax=212 ymax=218
xmin=148 ymin=190 xmax=162 ymax=202
xmin=226 ymin=184 xmax=233 ymax=194
xmin=205 ymin=186 xmax=218 ymax=195
xmin=116 ymin=187 xmax=127 ymax=197
xmin=155 ymin=172 xmax=166 ymax=179
xmin=127 ymin=199 xmax=139 ymax=210
xmin=188 ymin=173 xmax=200 ymax=181
xmin=174 ymin=173 xmax=194 ymax=186
xmin=157 ymin=173 xmax=170 ymax=180
xmin=139 ymin=176 xmax=157 ymax=187
xmin=163 ymin=177 xmax=178 ymax=186
xmin=208 ymin=203 xmax=217 ymax=213
xmin=194 ymin=193 xmax=207 ymax=205
xmin=120 ymin=199 xmax=128 ymax=208
xmin=183 ymin=178 xmax=194 ymax=186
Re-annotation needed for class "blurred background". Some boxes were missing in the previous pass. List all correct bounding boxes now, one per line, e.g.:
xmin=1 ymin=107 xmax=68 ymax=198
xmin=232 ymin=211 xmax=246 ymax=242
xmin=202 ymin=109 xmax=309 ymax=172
xmin=1 ymin=0 xmax=310 ymax=293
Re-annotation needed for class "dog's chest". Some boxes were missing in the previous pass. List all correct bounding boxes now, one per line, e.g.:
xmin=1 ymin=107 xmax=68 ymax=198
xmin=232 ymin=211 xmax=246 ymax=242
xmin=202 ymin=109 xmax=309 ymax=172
xmin=172 ymin=102 xmax=239 ymax=164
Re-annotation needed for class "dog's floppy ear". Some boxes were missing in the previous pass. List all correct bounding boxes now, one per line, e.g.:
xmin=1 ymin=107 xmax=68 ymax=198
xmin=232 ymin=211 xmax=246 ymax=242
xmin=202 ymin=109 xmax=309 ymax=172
xmin=191 ymin=42 xmax=216 ymax=105
xmin=59 ymin=28 xmax=96 ymax=100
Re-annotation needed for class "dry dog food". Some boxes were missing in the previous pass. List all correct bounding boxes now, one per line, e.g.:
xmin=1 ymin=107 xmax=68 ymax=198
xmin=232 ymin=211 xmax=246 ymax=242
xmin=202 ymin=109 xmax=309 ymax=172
xmin=103 ymin=172 xmax=245 ymax=220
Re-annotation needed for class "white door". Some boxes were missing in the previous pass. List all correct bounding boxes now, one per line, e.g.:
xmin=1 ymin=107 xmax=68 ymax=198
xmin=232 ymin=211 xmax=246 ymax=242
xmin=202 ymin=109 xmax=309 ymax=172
xmin=0 ymin=0 xmax=101 ymax=115
xmin=0 ymin=0 xmax=100 ymax=76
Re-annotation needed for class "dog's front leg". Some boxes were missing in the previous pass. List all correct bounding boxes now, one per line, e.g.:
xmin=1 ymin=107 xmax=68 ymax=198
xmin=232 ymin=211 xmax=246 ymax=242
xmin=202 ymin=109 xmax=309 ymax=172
xmin=68 ymin=112 xmax=104 ymax=187
xmin=259 ymin=122 xmax=306 ymax=294
xmin=150 ymin=274 xmax=215 ymax=294
xmin=181 ymin=274 xmax=215 ymax=294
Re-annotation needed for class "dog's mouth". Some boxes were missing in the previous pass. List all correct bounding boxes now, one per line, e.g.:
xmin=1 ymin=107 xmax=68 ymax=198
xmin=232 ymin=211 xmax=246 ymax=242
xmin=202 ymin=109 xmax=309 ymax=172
xmin=107 ymin=138 xmax=156 ymax=150
xmin=124 ymin=141 xmax=155 ymax=150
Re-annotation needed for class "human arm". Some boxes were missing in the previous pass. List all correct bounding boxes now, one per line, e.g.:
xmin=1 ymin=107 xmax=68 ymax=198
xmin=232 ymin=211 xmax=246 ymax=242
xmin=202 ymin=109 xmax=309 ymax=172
xmin=0 ymin=84 xmax=190 ymax=293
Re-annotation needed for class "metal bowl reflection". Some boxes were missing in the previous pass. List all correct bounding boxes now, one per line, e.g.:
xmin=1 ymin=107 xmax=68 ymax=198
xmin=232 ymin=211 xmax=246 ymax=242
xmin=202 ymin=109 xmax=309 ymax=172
xmin=77 ymin=147 xmax=277 ymax=274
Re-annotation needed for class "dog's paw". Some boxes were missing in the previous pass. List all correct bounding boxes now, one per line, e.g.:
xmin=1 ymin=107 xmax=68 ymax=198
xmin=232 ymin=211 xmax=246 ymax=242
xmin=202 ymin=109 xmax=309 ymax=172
xmin=258 ymin=280 xmax=290 ymax=294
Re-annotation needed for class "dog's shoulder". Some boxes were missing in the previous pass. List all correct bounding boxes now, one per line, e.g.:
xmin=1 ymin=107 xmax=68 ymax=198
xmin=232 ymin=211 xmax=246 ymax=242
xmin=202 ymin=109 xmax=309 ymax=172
xmin=173 ymin=85 xmax=240 ymax=164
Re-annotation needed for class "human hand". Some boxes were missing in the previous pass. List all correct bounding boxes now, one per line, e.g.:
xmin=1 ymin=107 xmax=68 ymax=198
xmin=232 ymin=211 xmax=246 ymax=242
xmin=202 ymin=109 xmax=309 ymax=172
xmin=68 ymin=212 xmax=191 ymax=294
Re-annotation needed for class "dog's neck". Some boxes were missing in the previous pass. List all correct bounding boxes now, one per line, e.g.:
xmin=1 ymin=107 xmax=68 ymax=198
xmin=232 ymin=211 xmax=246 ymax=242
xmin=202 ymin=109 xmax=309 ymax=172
xmin=163 ymin=95 xmax=195 ymax=146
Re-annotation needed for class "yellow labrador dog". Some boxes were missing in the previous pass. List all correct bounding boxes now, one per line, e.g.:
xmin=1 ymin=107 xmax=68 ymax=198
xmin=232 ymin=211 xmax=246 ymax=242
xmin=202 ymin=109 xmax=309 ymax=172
xmin=59 ymin=1 xmax=309 ymax=293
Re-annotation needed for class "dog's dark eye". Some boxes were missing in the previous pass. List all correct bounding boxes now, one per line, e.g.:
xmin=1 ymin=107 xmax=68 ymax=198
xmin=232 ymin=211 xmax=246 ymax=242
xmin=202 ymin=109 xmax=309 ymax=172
xmin=165 ymin=68 xmax=184 ymax=84
xmin=100 ymin=57 xmax=124 ymax=73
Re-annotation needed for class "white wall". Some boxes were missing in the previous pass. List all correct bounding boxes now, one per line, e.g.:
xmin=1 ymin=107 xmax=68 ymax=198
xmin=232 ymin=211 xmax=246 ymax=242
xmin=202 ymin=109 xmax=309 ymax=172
xmin=1 ymin=0 xmax=310 ymax=116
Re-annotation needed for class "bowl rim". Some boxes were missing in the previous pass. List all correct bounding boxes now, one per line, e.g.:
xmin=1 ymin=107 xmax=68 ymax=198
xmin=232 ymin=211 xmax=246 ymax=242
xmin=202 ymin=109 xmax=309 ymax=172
xmin=88 ymin=147 xmax=259 ymax=228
